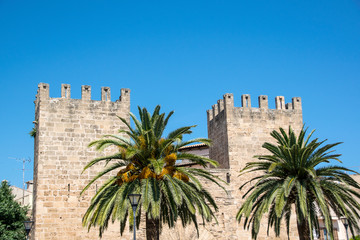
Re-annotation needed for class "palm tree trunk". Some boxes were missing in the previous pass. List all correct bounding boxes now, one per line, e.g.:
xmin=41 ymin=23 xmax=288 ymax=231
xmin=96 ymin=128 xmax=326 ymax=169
xmin=297 ymin=220 xmax=311 ymax=240
xmin=146 ymin=215 xmax=160 ymax=240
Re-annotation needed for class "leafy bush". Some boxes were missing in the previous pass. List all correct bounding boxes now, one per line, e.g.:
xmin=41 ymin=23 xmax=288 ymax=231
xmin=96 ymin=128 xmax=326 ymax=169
xmin=0 ymin=180 xmax=28 ymax=240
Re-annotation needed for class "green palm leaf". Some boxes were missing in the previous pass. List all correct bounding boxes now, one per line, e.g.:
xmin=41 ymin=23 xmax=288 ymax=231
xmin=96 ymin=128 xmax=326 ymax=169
xmin=237 ymin=127 xmax=360 ymax=240
xmin=81 ymin=105 xmax=225 ymax=239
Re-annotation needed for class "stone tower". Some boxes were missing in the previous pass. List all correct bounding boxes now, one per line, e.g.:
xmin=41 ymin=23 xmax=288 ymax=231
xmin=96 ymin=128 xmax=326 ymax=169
xmin=207 ymin=93 xmax=303 ymax=169
xmin=204 ymin=93 xmax=303 ymax=239
xmin=32 ymin=83 xmax=132 ymax=240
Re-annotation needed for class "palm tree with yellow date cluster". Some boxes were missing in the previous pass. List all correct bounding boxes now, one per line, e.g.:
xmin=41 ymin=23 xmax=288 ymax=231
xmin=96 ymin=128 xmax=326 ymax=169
xmin=81 ymin=106 xmax=225 ymax=240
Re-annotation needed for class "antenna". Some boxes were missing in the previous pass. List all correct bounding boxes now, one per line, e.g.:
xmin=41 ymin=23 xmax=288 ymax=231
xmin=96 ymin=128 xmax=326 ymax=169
xmin=9 ymin=157 xmax=31 ymax=205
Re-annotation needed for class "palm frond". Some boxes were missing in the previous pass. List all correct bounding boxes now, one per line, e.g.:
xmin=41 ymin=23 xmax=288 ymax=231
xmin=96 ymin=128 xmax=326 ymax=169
xmin=237 ymin=126 xmax=360 ymax=239
xmin=81 ymin=105 xmax=224 ymax=238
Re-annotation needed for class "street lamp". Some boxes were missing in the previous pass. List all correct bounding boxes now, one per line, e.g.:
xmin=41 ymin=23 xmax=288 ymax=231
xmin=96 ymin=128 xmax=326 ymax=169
xmin=341 ymin=217 xmax=349 ymax=240
xmin=128 ymin=194 xmax=141 ymax=240
xmin=23 ymin=220 xmax=34 ymax=240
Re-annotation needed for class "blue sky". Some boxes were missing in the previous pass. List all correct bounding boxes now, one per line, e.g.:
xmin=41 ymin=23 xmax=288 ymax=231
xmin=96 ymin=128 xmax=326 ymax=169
xmin=1 ymin=0 xmax=360 ymax=188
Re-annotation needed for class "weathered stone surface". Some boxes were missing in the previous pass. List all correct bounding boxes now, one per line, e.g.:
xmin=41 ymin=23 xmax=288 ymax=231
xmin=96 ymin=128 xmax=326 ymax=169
xmin=33 ymin=86 xmax=304 ymax=239
xmin=191 ymin=94 xmax=302 ymax=240
xmin=32 ymin=83 xmax=137 ymax=239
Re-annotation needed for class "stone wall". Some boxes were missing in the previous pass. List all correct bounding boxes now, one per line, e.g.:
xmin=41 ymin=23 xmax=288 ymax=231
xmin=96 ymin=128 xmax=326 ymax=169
xmin=204 ymin=93 xmax=303 ymax=240
xmin=32 ymin=83 xmax=134 ymax=240
xmin=32 ymin=85 xmax=304 ymax=239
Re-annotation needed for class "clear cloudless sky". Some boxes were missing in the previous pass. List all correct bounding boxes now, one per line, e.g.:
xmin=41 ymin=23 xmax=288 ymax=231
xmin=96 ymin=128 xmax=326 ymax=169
xmin=1 ymin=0 xmax=360 ymax=188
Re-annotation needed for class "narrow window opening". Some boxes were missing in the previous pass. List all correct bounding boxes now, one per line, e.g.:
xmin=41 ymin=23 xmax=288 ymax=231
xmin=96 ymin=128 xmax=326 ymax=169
xmin=226 ymin=173 xmax=231 ymax=183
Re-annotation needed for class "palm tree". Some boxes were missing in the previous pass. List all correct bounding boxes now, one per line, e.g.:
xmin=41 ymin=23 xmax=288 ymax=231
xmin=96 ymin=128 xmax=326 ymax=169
xmin=236 ymin=127 xmax=360 ymax=240
xmin=81 ymin=105 xmax=225 ymax=240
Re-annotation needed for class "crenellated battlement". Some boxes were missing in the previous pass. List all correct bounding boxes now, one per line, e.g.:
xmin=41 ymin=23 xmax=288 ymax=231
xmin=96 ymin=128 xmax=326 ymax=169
xmin=33 ymin=82 xmax=131 ymax=240
xmin=207 ymin=93 xmax=302 ymax=121
xmin=207 ymin=93 xmax=303 ymax=169
xmin=36 ymin=83 xmax=130 ymax=103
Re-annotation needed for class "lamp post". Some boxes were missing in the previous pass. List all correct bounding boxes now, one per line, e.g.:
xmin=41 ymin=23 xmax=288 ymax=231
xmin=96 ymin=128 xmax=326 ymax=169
xmin=23 ymin=220 xmax=34 ymax=240
xmin=341 ymin=217 xmax=349 ymax=240
xmin=128 ymin=194 xmax=141 ymax=240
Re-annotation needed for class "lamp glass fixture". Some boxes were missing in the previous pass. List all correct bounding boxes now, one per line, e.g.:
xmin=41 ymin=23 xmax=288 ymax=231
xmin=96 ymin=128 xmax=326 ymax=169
xmin=341 ymin=217 xmax=349 ymax=226
xmin=24 ymin=221 xmax=33 ymax=230
xmin=128 ymin=194 xmax=141 ymax=207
